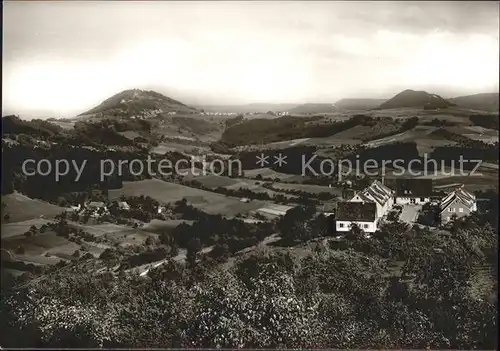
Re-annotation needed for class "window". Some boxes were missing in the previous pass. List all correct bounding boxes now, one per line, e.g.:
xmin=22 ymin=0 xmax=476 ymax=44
xmin=420 ymin=197 xmax=425 ymax=202
xmin=459 ymin=208 xmax=464 ymax=213
xmin=448 ymin=208 xmax=452 ymax=212
xmin=363 ymin=224 xmax=369 ymax=229
xmin=452 ymin=208 xmax=456 ymax=212
xmin=339 ymin=223 xmax=344 ymax=228
xmin=447 ymin=216 xmax=450 ymax=221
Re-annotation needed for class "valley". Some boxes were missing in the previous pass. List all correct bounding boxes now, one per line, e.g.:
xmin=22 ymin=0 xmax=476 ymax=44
xmin=2 ymin=1 xmax=499 ymax=347
xmin=1 ymin=87 xmax=498 ymax=349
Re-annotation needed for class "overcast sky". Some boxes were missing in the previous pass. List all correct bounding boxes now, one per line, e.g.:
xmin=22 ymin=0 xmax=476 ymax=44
xmin=3 ymin=1 xmax=499 ymax=117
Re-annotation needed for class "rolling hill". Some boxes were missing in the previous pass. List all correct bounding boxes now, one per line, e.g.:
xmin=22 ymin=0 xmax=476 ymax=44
xmin=196 ymin=103 xmax=299 ymax=113
xmin=334 ymin=98 xmax=387 ymax=111
xmin=2 ymin=115 xmax=63 ymax=137
xmin=449 ymin=93 xmax=499 ymax=112
xmin=378 ymin=89 xmax=454 ymax=110
xmin=289 ymin=103 xmax=340 ymax=115
xmin=78 ymin=89 xmax=198 ymax=118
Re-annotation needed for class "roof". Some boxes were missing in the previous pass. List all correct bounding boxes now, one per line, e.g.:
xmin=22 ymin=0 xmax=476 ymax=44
xmin=352 ymin=180 xmax=393 ymax=207
xmin=395 ymin=178 xmax=433 ymax=197
xmin=336 ymin=202 xmax=377 ymax=222
xmin=440 ymin=186 xmax=476 ymax=212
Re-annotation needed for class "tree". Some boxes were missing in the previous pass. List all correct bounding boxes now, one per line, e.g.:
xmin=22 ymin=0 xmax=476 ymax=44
xmin=186 ymin=237 xmax=202 ymax=266
xmin=145 ymin=236 xmax=155 ymax=246
xmin=210 ymin=243 xmax=230 ymax=260
xmin=345 ymin=223 xmax=365 ymax=241
xmin=70 ymin=211 xmax=79 ymax=221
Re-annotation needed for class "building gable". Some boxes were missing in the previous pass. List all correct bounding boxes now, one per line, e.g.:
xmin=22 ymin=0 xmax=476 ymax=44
xmin=395 ymin=178 xmax=433 ymax=197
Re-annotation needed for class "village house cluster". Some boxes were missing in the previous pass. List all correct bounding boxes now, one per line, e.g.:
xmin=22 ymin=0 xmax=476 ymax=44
xmin=64 ymin=199 xmax=166 ymax=220
xmin=335 ymin=178 xmax=477 ymax=233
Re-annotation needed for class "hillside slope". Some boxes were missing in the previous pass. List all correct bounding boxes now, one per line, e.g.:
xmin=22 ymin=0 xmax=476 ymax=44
xmin=449 ymin=93 xmax=499 ymax=112
xmin=79 ymin=89 xmax=198 ymax=118
xmin=289 ymin=103 xmax=340 ymax=115
xmin=2 ymin=115 xmax=63 ymax=137
xmin=196 ymin=103 xmax=299 ymax=113
xmin=335 ymin=98 xmax=387 ymax=111
xmin=378 ymin=89 xmax=454 ymax=110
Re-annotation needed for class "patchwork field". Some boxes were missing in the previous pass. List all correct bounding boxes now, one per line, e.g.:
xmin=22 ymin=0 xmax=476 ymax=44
xmin=367 ymin=107 xmax=475 ymax=125
xmin=364 ymin=126 xmax=438 ymax=147
xmin=464 ymin=125 xmax=499 ymax=134
xmin=49 ymin=120 xmax=76 ymax=130
xmin=303 ymin=136 xmax=362 ymax=147
xmin=182 ymin=174 xmax=305 ymax=201
xmin=2 ymin=231 xmax=74 ymax=265
xmin=333 ymin=122 xmax=401 ymax=142
xmin=109 ymin=179 xmax=266 ymax=216
xmin=414 ymin=138 xmax=458 ymax=156
xmin=70 ymin=222 xmax=137 ymax=237
xmin=141 ymin=219 xmax=193 ymax=234
xmin=152 ymin=142 xmax=210 ymax=155
xmin=269 ymin=182 xmax=343 ymax=196
xmin=244 ymin=167 xmax=310 ymax=182
xmin=183 ymin=174 xmax=243 ymax=188
xmin=1 ymin=192 xmax=65 ymax=222
xmin=463 ymin=134 xmax=499 ymax=144
xmin=443 ymin=125 xmax=499 ymax=144
xmin=1 ymin=218 xmax=52 ymax=239
xmin=432 ymin=174 xmax=498 ymax=192
xmin=66 ymin=221 xmax=156 ymax=247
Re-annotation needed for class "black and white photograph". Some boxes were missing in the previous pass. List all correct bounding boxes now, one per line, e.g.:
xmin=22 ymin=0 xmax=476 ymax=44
xmin=1 ymin=0 xmax=498 ymax=349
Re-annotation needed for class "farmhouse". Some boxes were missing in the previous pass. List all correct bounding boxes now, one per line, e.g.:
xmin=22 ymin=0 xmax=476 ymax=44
xmin=335 ymin=202 xmax=378 ymax=233
xmin=439 ymin=186 xmax=477 ymax=224
xmin=395 ymin=178 xmax=433 ymax=205
xmin=350 ymin=180 xmax=394 ymax=219
xmin=85 ymin=201 xmax=108 ymax=217
xmin=87 ymin=201 xmax=106 ymax=210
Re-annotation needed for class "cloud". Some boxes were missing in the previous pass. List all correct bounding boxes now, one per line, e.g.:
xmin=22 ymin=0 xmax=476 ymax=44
xmin=2 ymin=1 xmax=499 ymax=116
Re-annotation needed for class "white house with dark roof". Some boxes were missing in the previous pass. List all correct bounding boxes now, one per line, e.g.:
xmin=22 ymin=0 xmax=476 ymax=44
xmin=349 ymin=180 xmax=394 ymax=219
xmin=336 ymin=202 xmax=378 ymax=233
xmin=440 ymin=186 xmax=477 ymax=224
xmin=118 ymin=201 xmax=130 ymax=210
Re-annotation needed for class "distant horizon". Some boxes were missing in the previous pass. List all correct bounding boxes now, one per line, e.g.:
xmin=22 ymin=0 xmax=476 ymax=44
xmin=3 ymin=86 xmax=499 ymax=120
